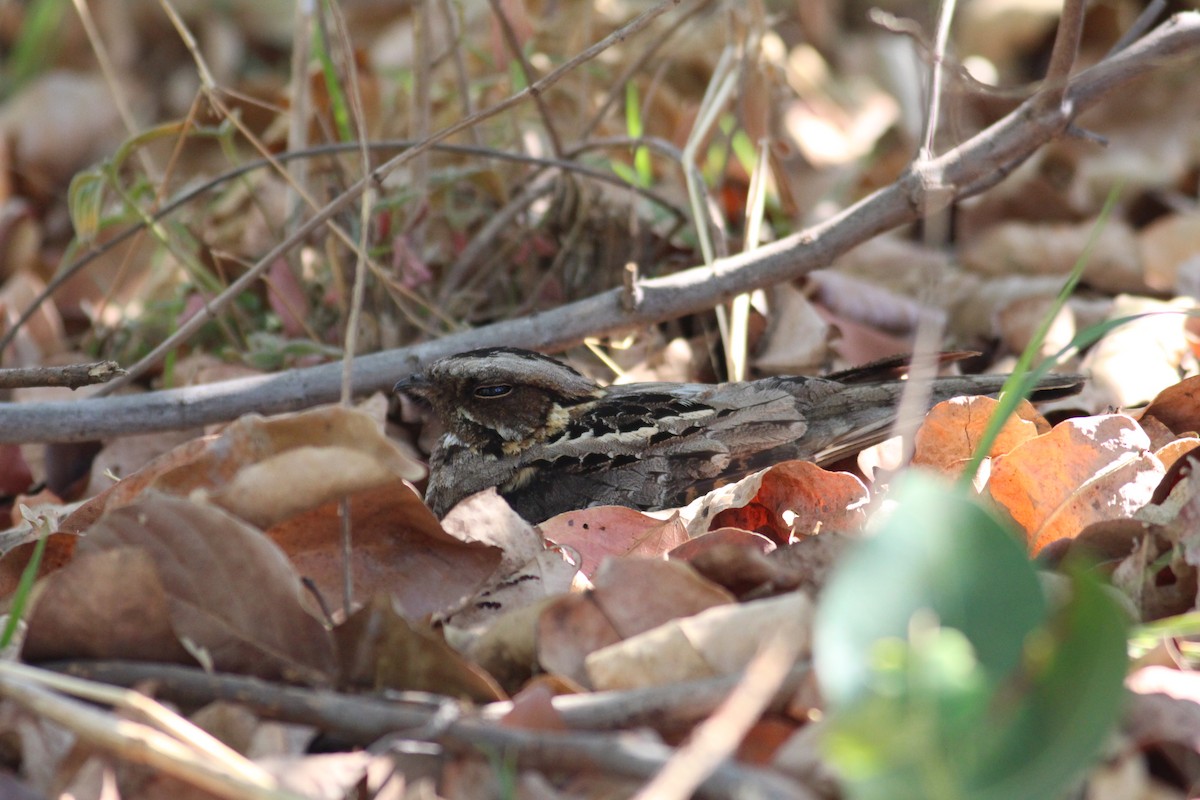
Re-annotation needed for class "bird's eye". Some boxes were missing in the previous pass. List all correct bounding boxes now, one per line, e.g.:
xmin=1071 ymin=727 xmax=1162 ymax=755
xmin=474 ymin=384 xmax=513 ymax=398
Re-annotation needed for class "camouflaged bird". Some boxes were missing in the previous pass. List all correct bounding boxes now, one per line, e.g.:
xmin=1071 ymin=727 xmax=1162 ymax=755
xmin=395 ymin=347 xmax=1082 ymax=523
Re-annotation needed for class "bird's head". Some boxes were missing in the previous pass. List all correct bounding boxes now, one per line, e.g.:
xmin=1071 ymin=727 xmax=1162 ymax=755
xmin=394 ymin=347 xmax=601 ymax=455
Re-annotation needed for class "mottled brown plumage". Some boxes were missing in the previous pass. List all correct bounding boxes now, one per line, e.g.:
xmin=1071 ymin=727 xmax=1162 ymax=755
xmin=395 ymin=347 xmax=1082 ymax=523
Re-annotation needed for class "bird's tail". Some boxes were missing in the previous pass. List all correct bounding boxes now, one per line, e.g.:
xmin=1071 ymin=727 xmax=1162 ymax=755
xmin=806 ymin=371 xmax=1084 ymax=466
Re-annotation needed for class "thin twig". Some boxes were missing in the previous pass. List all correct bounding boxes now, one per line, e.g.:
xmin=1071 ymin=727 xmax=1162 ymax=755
xmin=0 ymin=361 xmax=125 ymax=390
xmin=487 ymin=0 xmax=565 ymax=157
xmin=1036 ymin=0 xmax=1088 ymax=111
xmin=49 ymin=659 xmax=815 ymax=800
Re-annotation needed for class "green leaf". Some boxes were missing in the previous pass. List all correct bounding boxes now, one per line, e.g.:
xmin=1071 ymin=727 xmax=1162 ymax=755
xmin=815 ymin=474 xmax=1129 ymax=800
xmin=966 ymin=569 xmax=1128 ymax=800
xmin=815 ymin=472 xmax=1046 ymax=708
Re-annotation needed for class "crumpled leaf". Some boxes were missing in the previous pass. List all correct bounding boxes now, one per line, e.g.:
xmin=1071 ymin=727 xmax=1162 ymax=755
xmin=987 ymin=414 xmax=1165 ymax=552
xmin=682 ymin=461 xmax=869 ymax=543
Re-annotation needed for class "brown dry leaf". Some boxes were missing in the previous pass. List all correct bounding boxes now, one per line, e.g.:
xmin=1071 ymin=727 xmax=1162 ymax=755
xmin=60 ymin=436 xmax=211 ymax=534
xmin=438 ymin=491 xmax=581 ymax=631
xmin=22 ymin=548 xmax=192 ymax=664
xmin=538 ymin=506 xmax=690 ymax=575
xmin=738 ymin=718 xmax=801 ymax=766
xmin=446 ymin=547 xmax=582 ymax=631
xmin=0 ymin=502 xmax=80 ymax=599
xmin=668 ymin=527 xmax=775 ymax=560
xmin=1109 ymin=521 xmax=1195 ymax=621
xmin=584 ymin=591 xmax=812 ymax=691
xmin=987 ymin=414 xmax=1165 ymax=552
xmin=686 ymin=461 xmax=868 ymax=544
xmin=911 ymin=395 xmax=1044 ymax=477
xmin=766 ymin=533 xmax=856 ymax=598
xmin=591 ymin=558 xmax=734 ymax=640
xmin=160 ymin=405 xmax=426 ymax=529
xmin=499 ymin=683 xmax=568 ymax=732
xmin=531 ymin=559 xmax=732 ymax=689
xmin=1142 ymin=376 xmax=1200 ymax=437
xmin=535 ymin=593 xmax=623 ymax=687
xmin=0 ymin=72 xmax=127 ymax=197
xmin=336 ymin=594 xmax=504 ymax=703
xmin=266 ymin=480 xmax=502 ymax=621
xmin=71 ymin=492 xmax=336 ymax=683
xmin=84 ymin=429 xmax=203 ymax=499
xmin=1122 ymin=685 xmax=1200 ymax=792
xmin=993 ymin=291 xmax=1077 ymax=360
xmin=465 ymin=597 xmax=559 ymax=692
xmin=1154 ymin=436 xmax=1200 ymax=476
xmin=0 ymin=443 xmax=33 ymax=496
xmin=671 ymin=533 xmax=784 ymax=597
xmin=441 ymin=488 xmax=549 ymax=576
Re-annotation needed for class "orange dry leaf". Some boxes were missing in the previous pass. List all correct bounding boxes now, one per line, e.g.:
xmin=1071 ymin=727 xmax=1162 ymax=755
xmin=987 ymin=414 xmax=1165 ymax=553
xmin=685 ymin=461 xmax=869 ymax=544
xmin=911 ymin=395 xmax=1045 ymax=477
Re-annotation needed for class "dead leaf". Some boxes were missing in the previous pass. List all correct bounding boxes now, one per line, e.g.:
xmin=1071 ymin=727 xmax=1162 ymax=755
xmin=961 ymin=219 xmax=1146 ymax=294
xmin=538 ymin=506 xmax=690 ymax=575
xmin=1140 ymin=210 xmax=1200 ymax=293
xmin=687 ymin=461 xmax=868 ymax=544
xmin=911 ymin=395 xmax=1043 ymax=477
xmin=1142 ymin=376 xmax=1200 ymax=437
xmin=584 ymin=591 xmax=812 ymax=691
xmin=1082 ymin=295 xmax=1193 ymax=409
xmin=183 ymin=406 xmax=426 ymax=529
xmin=75 ymin=492 xmax=336 ymax=683
xmin=988 ymin=414 xmax=1165 ymax=552
xmin=534 ymin=593 xmax=623 ymax=687
xmin=754 ymin=283 xmax=830 ymax=373
xmin=266 ymin=480 xmax=502 ymax=621
xmin=22 ymin=547 xmax=192 ymax=664
xmin=336 ymin=594 xmax=504 ymax=702
xmin=593 ymin=557 xmax=732 ymax=633
xmin=670 ymin=533 xmax=784 ymax=597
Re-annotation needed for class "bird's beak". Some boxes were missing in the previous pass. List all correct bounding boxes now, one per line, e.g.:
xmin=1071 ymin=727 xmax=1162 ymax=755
xmin=393 ymin=373 xmax=430 ymax=397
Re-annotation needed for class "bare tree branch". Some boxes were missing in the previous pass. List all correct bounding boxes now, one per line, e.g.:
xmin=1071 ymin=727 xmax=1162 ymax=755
xmin=1 ymin=12 xmax=1198 ymax=444
xmin=0 ymin=361 xmax=125 ymax=390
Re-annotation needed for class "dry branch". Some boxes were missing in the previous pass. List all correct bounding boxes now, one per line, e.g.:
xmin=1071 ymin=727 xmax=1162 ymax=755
xmin=1 ymin=12 xmax=1198 ymax=443
xmin=50 ymin=660 xmax=815 ymax=800
xmin=0 ymin=361 xmax=125 ymax=390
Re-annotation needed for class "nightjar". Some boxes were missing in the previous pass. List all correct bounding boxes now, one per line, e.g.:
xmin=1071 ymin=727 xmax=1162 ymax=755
xmin=395 ymin=347 xmax=1082 ymax=523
